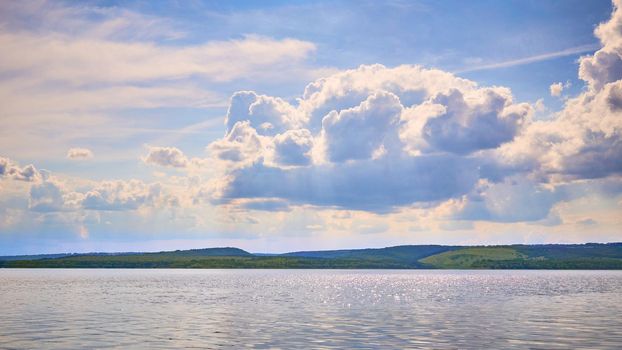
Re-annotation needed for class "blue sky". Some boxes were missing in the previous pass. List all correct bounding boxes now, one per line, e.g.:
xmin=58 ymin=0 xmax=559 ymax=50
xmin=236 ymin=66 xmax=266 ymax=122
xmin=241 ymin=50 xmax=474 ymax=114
xmin=0 ymin=0 xmax=621 ymax=254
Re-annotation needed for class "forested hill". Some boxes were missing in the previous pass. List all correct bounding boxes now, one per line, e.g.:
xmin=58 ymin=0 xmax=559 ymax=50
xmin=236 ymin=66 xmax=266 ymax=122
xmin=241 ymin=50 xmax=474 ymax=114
xmin=1 ymin=243 xmax=621 ymax=269
xmin=284 ymin=245 xmax=459 ymax=260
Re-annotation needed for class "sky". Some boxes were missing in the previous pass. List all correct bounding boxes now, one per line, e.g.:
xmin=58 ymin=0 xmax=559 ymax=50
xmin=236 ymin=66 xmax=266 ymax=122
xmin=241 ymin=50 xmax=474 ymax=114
xmin=0 ymin=0 xmax=621 ymax=255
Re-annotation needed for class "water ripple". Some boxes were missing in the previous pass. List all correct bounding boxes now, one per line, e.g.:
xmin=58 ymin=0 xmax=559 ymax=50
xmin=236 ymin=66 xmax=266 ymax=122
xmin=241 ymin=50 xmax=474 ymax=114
xmin=0 ymin=269 xmax=621 ymax=349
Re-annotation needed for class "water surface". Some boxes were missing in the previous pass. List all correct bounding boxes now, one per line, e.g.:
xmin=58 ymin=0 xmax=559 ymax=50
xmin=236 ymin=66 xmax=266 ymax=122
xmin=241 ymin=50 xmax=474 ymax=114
xmin=1 ymin=269 xmax=621 ymax=349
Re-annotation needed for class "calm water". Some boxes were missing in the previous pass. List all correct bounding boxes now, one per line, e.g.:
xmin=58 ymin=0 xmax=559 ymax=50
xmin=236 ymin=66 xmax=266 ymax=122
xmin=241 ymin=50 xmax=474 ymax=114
xmin=0 ymin=269 xmax=621 ymax=349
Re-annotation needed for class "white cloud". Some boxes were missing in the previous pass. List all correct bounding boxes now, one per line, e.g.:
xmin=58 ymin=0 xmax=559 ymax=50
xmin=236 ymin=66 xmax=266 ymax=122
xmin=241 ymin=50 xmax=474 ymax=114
xmin=29 ymin=179 xmax=83 ymax=212
xmin=418 ymin=87 xmax=531 ymax=154
xmin=82 ymin=180 xmax=164 ymax=211
xmin=225 ymin=91 xmax=305 ymax=136
xmin=10 ymin=161 xmax=179 ymax=214
xmin=0 ymin=0 xmax=317 ymax=89
xmin=207 ymin=121 xmax=267 ymax=165
xmin=67 ymin=148 xmax=93 ymax=160
xmin=0 ymin=33 xmax=316 ymax=87
xmin=534 ymin=98 xmax=547 ymax=113
xmin=0 ymin=157 xmax=42 ymax=182
xmin=299 ymin=64 xmax=476 ymax=132
xmin=0 ymin=2 xmax=184 ymax=42
xmin=321 ymin=91 xmax=402 ymax=162
xmin=27 ymin=176 xmax=174 ymax=213
xmin=550 ymin=82 xmax=564 ymax=97
xmin=579 ymin=0 xmax=622 ymax=91
xmin=143 ymin=147 xmax=189 ymax=168
xmin=273 ymin=129 xmax=314 ymax=166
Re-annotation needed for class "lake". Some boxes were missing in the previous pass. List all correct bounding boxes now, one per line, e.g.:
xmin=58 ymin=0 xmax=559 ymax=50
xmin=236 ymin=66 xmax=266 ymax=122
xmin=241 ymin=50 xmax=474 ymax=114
xmin=0 ymin=269 xmax=621 ymax=349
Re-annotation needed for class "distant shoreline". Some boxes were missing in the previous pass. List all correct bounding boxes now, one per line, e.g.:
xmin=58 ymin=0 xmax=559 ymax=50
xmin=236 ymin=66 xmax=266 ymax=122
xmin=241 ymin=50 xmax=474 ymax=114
xmin=2 ymin=243 xmax=621 ymax=270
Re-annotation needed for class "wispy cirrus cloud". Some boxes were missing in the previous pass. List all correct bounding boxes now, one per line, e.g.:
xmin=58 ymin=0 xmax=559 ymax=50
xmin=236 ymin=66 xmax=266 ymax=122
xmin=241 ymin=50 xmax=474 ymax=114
xmin=455 ymin=43 xmax=600 ymax=73
xmin=0 ymin=33 xmax=317 ymax=87
xmin=0 ymin=1 xmax=327 ymax=160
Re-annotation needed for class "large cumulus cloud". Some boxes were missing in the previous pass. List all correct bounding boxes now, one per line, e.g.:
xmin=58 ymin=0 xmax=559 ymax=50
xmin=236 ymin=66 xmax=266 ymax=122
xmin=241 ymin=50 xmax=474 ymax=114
xmin=203 ymin=63 xmax=532 ymax=213
xmin=201 ymin=0 xmax=622 ymax=218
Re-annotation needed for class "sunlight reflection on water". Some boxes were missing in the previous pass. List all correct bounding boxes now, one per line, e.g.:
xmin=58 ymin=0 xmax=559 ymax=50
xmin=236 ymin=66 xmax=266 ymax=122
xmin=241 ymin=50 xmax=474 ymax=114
xmin=0 ymin=269 xmax=621 ymax=349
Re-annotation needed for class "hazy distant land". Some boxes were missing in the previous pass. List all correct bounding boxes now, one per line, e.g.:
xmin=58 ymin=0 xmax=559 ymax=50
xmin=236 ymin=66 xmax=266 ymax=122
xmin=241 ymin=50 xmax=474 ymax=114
xmin=1 ymin=243 xmax=621 ymax=269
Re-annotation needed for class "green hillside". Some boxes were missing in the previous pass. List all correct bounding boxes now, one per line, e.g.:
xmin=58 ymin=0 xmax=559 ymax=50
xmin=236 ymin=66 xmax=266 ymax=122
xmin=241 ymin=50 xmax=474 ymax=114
xmin=285 ymin=245 xmax=457 ymax=261
xmin=419 ymin=244 xmax=622 ymax=269
xmin=420 ymin=247 xmax=524 ymax=268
